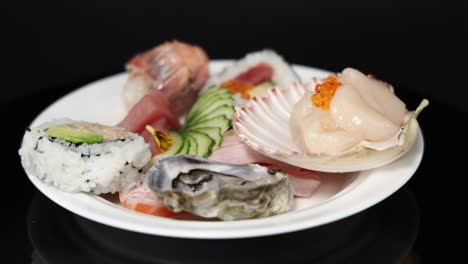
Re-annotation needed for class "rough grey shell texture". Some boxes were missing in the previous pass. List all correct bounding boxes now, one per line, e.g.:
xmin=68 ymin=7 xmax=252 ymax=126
xmin=147 ymin=155 xmax=294 ymax=220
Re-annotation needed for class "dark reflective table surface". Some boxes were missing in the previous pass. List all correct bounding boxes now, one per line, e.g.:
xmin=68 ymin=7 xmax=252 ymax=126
xmin=27 ymin=188 xmax=419 ymax=264
xmin=3 ymin=80 xmax=466 ymax=263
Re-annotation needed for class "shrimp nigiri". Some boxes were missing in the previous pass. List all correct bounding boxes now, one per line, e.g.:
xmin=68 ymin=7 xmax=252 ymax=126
xmin=122 ymin=40 xmax=209 ymax=118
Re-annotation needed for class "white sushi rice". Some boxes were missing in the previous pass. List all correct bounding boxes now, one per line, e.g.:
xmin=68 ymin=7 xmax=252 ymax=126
xmin=19 ymin=119 xmax=151 ymax=194
xmin=206 ymin=50 xmax=301 ymax=91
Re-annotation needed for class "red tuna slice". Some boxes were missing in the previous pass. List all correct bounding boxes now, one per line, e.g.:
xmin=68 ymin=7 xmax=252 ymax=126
xmin=140 ymin=130 xmax=161 ymax=156
xmin=234 ymin=63 xmax=274 ymax=85
xmin=119 ymin=89 xmax=180 ymax=134
xmin=141 ymin=116 xmax=182 ymax=156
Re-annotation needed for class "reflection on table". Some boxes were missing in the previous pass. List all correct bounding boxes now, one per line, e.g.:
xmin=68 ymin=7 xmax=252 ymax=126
xmin=27 ymin=188 xmax=419 ymax=264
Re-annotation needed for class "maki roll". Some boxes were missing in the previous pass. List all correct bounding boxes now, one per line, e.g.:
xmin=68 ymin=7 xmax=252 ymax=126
xmin=19 ymin=119 xmax=151 ymax=194
xmin=207 ymin=50 xmax=301 ymax=104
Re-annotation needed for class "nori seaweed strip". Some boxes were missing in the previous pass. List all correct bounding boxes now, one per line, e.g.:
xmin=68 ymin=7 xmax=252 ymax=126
xmin=34 ymin=136 xmax=43 ymax=153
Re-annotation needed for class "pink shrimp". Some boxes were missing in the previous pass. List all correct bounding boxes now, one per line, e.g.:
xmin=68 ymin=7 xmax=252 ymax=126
xmin=119 ymin=184 xmax=180 ymax=217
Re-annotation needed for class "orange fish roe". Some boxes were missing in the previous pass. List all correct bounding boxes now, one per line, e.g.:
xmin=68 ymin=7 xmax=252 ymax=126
xmin=221 ymin=80 xmax=254 ymax=99
xmin=311 ymin=76 xmax=342 ymax=110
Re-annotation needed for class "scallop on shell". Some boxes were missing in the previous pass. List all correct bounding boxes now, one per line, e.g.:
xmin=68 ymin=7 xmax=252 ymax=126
xmin=233 ymin=82 xmax=428 ymax=173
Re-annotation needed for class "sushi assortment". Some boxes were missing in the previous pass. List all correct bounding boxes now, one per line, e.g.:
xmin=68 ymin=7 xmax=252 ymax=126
xmin=18 ymin=40 xmax=427 ymax=221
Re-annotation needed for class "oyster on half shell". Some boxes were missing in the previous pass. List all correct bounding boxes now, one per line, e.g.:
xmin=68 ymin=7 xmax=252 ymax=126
xmin=146 ymin=155 xmax=293 ymax=220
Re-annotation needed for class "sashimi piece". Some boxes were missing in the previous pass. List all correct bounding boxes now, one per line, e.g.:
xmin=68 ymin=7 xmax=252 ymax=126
xmin=220 ymin=63 xmax=274 ymax=100
xmin=210 ymin=132 xmax=321 ymax=197
xmin=210 ymin=139 xmax=269 ymax=165
xmin=285 ymin=171 xmax=321 ymax=198
xmin=216 ymin=130 xmax=240 ymax=148
xmin=119 ymin=89 xmax=181 ymax=157
xmin=119 ymin=184 xmax=180 ymax=217
xmin=118 ymin=89 xmax=180 ymax=133
xmin=140 ymin=130 xmax=161 ymax=156
xmin=167 ymin=66 xmax=209 ymax=118
xmin=233 ymin=63 xmax=273 ymax=85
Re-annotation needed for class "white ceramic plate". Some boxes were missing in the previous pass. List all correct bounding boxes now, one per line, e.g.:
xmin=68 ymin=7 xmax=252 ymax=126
xmin=22 ymin=61 xmax=424 ymax=239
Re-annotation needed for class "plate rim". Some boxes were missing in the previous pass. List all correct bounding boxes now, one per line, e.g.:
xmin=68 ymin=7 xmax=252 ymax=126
xmin=21 ymin=61 xmax=424 ymax=239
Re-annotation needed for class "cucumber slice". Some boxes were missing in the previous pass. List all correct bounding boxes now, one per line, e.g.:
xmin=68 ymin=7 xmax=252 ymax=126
xmin=185 ymin=127 xmax=222 ymax=147
xmin=189 ymin=88 xmax=230 ymax=112
xmin=187 ymin=100 xmax=234 ymax=126
xmin=162 ymin=86 xmax=234 ymax=158
xmin=184 ymin=134 xmax=198 ymax=155
xmin=176 ymin=136 xmax=190 ymax=154
xmin=190 ymin=115 xmax=232 ymax=133
xmin=190 ymin=105 xmax=235 ymax=125
xmin=201 ymin=86 xmax=229 ymax=97
xmin=184 ymin=131 xmax=214 ymax=158
xmin=164 ymin=131 xmax=184 ymax=155
xmin=187 ymin=93 xmax=232 ymax=122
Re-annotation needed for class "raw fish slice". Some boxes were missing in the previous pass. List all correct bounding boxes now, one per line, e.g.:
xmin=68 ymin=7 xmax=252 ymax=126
xmin=233 ymin=63 xmax=273 ymax=85
xmin=123 ymin=41 xmax=209 ymax=118
xmin=287 ymin=172 xmax=321 ymax=198
xmin=119 ymin=89 xmax=180 ymax=133
xmin=119 ymin=184 xmax=180 ymax=217
xmin=210 ymin=131 xmax=321 ymax=197
xmin=119 ymin=89 xmax=181 ymax=156
xmin=205 ymin=50 xmax=300 ymax=105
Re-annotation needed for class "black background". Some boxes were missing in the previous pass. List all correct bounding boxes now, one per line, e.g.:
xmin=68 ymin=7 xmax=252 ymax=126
xmin=3 ymin=1 xmax=467 ymax=263
xmin=4 ymin=0 xmax=468 ymax=112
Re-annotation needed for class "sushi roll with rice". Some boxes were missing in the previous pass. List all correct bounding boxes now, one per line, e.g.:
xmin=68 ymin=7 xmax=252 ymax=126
xmin=19 ymin=119 xmax=151 ymax=194
xmin=207 ymin=50 xmax=301 ymax=104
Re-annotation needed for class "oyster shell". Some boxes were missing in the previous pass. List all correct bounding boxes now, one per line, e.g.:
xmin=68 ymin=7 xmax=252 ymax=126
xmin=146 ymin=155 xmax=294 ymax=220
xmin=233 ymin=82 xmax=428 ymax=172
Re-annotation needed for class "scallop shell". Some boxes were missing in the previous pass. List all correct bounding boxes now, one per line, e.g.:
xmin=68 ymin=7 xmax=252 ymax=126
xmin=233 ymin=82 xmax=428 ymax=172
